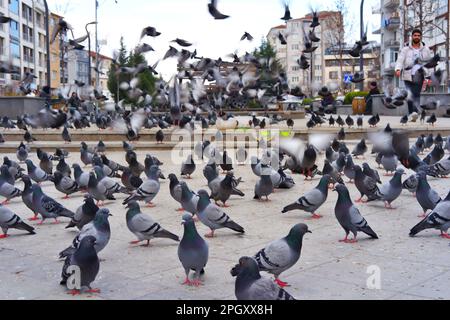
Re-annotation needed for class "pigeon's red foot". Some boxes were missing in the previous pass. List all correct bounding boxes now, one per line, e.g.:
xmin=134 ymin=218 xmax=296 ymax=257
xmin=418 ymin=213 xmax=427 ymax=218
xmin=310 ymin=214 xmax=323 ymax=219
xmin=86 ymin=288 xmax=101 ymax=294
xmin=0 ymin=234 xmax=9 ymax=239
xmin=355 ymin=198 xmax=363 ymax=203
xmin=176 ymin=208 xmax=184 ymax=212
xmin=274 ymin=278 xmax=289 ymax=288
xmin=28 ymin=214 xmax=39 ymax=221
xmin=182 ymin=278 xmax=193 ymax=286
xmin=440 ymin=233 xmax=450 ymax=239
xmin=67 ymin=289 xmax=81 ymax=296
xmin=1 ymin=200 xmax=10 ymax=205
xmin=146 ymin=202 xmax=156 ymax=208
xmin=192 ymin=279 xmax=203 ymax=287
xmin=52 ymin=219 xmax=60 ymax=224
xmin=205 ymin=231 xmax=215 ymax=238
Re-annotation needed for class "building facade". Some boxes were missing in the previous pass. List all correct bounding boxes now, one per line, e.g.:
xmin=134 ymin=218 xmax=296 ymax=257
xmin=374 ymin=0 xmax=449 ymax=91
xmin=323 ymin=43 xmax=381 ymax=92
xmin=0 ymin=0 xmax=49 ymax=92
xmin=267 ymin=11 xmax=343 ymax=94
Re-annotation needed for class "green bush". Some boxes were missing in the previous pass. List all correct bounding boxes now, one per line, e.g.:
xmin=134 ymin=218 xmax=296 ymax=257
xmin=344 ymin=92 xmax=368 ymax=105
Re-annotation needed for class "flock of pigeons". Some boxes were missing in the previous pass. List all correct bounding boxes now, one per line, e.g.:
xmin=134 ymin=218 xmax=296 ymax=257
xmin=0 ymin=1 xmax=449 ymax=301
xmin=1 ymin=112 xmax=450 ymax=299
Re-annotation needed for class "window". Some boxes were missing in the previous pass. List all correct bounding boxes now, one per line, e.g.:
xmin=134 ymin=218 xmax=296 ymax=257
xmin=292 ymin=76 xmax=299 ymax=83
xmin=10 ymin=39 xmax=20 ymax=59
xmin=9 ymin=0 xmax=19 ymax=15
xmin=292 ymin=66 xmax=300 ymax=71
xmin=23 ymin=46 xmax=34 ymax=63
xmin=36 ymin=12 xmax=43 ymax=28
xmin=315 ymin=65 xmax=321 ymax=70
xmin=22 ymin=24 xmax=33 ymax=42
xmin=329 ymin=71 xmax=338 ymax=79
xmin=22 ymin=3 xmax=32 ymax=21
xmin=0 ymin=37 xmax=4 ymax=55
xmin=292 ymin=44 xmax=299 ymax=50
xmin=9 ymin=19 xmax=19 ymax=39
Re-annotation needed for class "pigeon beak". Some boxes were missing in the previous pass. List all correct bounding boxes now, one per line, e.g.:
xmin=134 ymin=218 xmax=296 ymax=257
xmin=108 ymin=214 xmax=113 ymax=217
xmin=307 ymin=230 xmax=312 ymax=234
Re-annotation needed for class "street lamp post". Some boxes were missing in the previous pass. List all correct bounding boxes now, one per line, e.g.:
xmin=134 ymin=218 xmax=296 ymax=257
xmin=85 ymin=21 xmax=97 ymax=86
xmin=43 ymin=0 xmax=51 ymax=88
xmin=359 ymin=0 xmax=365 ymax=91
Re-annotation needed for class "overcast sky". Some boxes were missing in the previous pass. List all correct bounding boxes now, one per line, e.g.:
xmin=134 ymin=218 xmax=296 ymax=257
xmin=48 ymin=0 xmax=380 ymax=79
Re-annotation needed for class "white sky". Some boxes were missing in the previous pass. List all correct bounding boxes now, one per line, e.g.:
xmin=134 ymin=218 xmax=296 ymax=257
xmin=48 ymin=0 xmax=380 ymax=79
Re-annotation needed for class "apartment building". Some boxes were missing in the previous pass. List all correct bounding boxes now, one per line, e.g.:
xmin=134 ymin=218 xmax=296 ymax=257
xmin=267 ymin=11 xmax=343 ymax=94
xmin=0 ymin=0 xmax=49 ymax=89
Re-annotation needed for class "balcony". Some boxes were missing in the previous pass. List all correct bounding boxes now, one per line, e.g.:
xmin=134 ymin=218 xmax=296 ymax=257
xmin=384 ymin=0 xmax=400 ymax=10
xmin=384 ymin=17 xmax=400 ymax=30
xmin=384 ymin=39 xmax=400 ymax=48
xmin=372 ymin=5 xmax=381 ymax=14
xmin=24 ymin=55 xmax=34 ymax=63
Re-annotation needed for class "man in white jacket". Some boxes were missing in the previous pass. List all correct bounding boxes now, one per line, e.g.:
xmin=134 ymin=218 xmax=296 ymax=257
xmin=395 ymin=29 xmax=433 ymax=114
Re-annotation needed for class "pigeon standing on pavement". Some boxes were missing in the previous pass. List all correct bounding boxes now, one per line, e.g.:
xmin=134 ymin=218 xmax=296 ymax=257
xmin=72 ymin=164 xmax=90 ymax=189
xmin=178 ymin=213 xmax=209 ymax=287
xmin=281 ymin=175 xmax=331 ymax=219
xmin=230 ymin=256 xmax=296 ymax=300
xmin=59 ymin=208 xmax=111 ymax=259
xmin=333 ymin=184 xmax=379 ymax=243
xmin=65 ymin=196 xmax=99 ymax=230
xmin=0 ymin=166 xmax=22 ymax=204
xmin=25 ymin=159 xmax=50 ymax=183
xmin=50 ymin=171 xmax=79 ymax=199
xmin=31 ymin=184 xmax=74 ymax=224
xmin=253 ymin=223 xmax=311 ymax=287
xmin=62 ymin=126 xmax=71 ymax=144
xmin=123 ymin=165 xmax=162 ymax=207
xmin=180 ymin=154 xmax=196 ymax=179
xmin=254 ymin=171 xmax=274 ymax=201
xmin=354 ymin=166 xmax=382 ymax=202
xmin=126 ymin=201 xmax=179 ymax=246
xmin=180 ymin=181 xmax=200 ymax=214
xmin=0 ymin=204 xmax=35 ymax=238
xmin=379 ymin=169 xmax=405 ymax=209
xmin=16 ymin=146 xmax=28 ymax=163
xmin=60 ymin=236 xmax=100 ymax=295
xmin=196 ymin=190 xmax=245 ymax=238
xmin=410 ymin=190 xmax=450 ymax=239
xmin=352 ymin=139 xmax=367 ymax=158
xmin=415 ymin=172 xmax=441 ymax=217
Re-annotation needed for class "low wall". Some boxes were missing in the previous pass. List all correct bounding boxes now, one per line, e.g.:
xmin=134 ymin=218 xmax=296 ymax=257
xmin=0 ymin=97 xmax=47 ymax=118
xmin=371 ymin=93 xmax=450 ymax=116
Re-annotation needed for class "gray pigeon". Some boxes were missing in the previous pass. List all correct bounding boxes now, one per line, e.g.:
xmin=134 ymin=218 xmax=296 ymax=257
xmin=180 ymin=154 xmax=196 ymax=179
xmin=196 ymin=190 xmax=245 ymax=237
xmin=380 ymin=151 xmax=399 ymax=175
xmin=21 ymin=175 xmax=39 ymax=221
xmin=379 ymin=169 xmax=405 ymax=209
xmin=126 ymin=201 xmax=179 ymax=246
xmin=254 ymin=169 xmax=274 ymax=201
xmin=50 ymin=171 xmax=79 ymax=199
xmin=230 ymin=256 xmax=296 ymax=300
xmin=65 ymin=196 xmax=99 ymax=230
xmin=178 ymin=213 xmax=209 ymax=287
xmin=59 ymin=208 xmax=111 ymax=259
xmin=25 ymin=159 xmax=51 ymax=184
xmin=168 ymin=173 xmax=183 ymax=211
xmin=60 ymin=236 xmax=100 ymax=295
xmin=31 ymin=184 xmax=74 ymax=224
xmin=415 ymin=172 xmax=441 ymax=217
xmin=343 ymin=155 xmax=356 ymax=183
xmin=0 ymin=166 xmax=22 ymax=204
xmin=352 ymin=139 xmax=367 ymax=158
xmin=16 ymin=146 xmax=28 ymax=163
xmin=354 ymin=165 xmax=382 ymax=202
xmin=410 ymin=190 xmax=450 ymax=239
xmin=333 ymin=184 xmax=378 ymax=243
xmin=0 ymin=204 xmax=35 ymax=238
xmin=72 ymin=164 xmax=90 ymax=189
xmin=87 ymin=172 xmax=115 ymax=206
xmin=403 ymin=173 xmax=418 ymax=195
xmin=204 ymin=166 xmax=243 ymax=206
xmin=254 ymin=223 xmax=311 ymax=287
xmin=282 ymin=175 xmax=331 ymax=219
xmin=123 ymin=165 xmax=162 ymax=207
xmin=39 ymin=152 xmax=53 ymax=175
xmin=94 ymin=166 xmax=127 ymax=197
xmin=427 ymin=156 xmax=450 ymax=178
xmin=180 ymin=181 xmax=200 ymax=214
